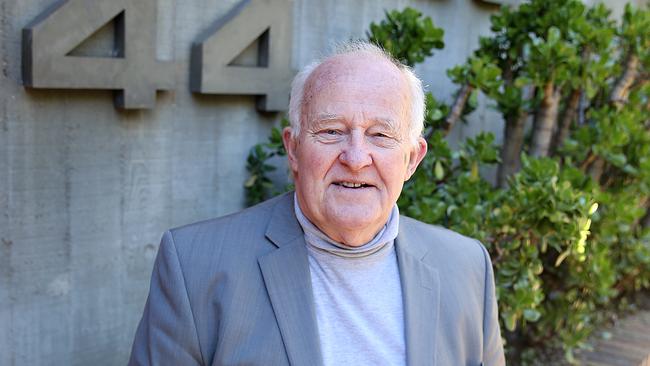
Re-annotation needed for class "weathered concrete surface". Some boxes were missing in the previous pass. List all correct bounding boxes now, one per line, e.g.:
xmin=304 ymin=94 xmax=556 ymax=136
xmin=0 ymin=0 xmax=645 ymax=365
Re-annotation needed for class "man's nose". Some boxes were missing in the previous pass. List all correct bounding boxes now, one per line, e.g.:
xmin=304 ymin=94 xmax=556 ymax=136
xmin=338 ymin=133 xmax=372 ymax=170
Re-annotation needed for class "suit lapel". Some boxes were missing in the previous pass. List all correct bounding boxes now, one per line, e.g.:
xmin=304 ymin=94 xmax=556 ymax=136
xmin=258 ymin=194 xmax=323 ymax=366
xmin=396 ymin=222 xmax=440 ymax=366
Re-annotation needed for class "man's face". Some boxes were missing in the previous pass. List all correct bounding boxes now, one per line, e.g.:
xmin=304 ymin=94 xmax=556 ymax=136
xmin=283 ymin=53 xmax=427 ymax=246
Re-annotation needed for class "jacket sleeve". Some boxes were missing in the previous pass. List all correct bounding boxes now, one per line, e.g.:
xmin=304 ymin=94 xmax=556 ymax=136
xmin=479 ymin=242 xmax=506 ymax=366
xmin=128 ymin=231 xmax=204 ymax=366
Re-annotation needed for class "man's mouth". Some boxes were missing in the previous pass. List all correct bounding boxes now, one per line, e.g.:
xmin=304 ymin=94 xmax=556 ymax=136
xmin=334 ymin=181 xmax=373 ymax=188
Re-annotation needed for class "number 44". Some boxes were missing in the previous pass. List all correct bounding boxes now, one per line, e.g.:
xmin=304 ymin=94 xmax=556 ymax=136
xmin=22 ymin=0 xmax=294 ymax=112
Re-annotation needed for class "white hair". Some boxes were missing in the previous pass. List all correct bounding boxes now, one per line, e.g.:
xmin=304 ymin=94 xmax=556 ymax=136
xmin=288 ymin=41 xmax=425 ymax=146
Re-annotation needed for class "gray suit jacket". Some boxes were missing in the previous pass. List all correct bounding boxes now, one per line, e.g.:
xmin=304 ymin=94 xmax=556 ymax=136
xmin=128 ymin=193 xmax=505 ymax=366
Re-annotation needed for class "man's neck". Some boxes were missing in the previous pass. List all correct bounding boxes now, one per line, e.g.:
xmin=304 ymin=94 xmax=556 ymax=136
xmin=293 ymin=193 xmax=399 ymax=251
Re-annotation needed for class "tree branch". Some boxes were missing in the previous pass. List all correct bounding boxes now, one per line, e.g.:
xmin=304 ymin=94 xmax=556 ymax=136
xmin=587 ymin=157 xmax=605 ymax=183
xmin=444 ymin=83 xmax=474 ymax=136
xmin=579 ymin=151 xmax=597 ymax=171
xmin=610 ymin=53 xmax=639 ymax=108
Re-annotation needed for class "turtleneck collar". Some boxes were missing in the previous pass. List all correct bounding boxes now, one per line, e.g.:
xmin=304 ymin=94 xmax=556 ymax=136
xmin=293 ymin=193 xmax=400 ymax=258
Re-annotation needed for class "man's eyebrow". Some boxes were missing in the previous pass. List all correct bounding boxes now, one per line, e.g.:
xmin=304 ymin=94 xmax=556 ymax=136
xmin=371 ymin=117 xmax=398 ymax=128
xmin=313 ymin=113 xmax=343 ymax=122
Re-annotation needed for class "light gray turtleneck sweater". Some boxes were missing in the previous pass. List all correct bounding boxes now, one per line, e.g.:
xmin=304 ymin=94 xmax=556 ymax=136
xmin=294 ymin=196 xmax=406 ymax=366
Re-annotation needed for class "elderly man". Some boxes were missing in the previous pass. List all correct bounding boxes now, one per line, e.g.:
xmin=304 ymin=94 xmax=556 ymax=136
xmin=129 ymin=42 xmax=505 ymax=366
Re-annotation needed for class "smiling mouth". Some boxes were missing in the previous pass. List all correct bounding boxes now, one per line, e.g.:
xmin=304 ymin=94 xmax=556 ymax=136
xmin=333 ymin=182 xmax=373 ymax=188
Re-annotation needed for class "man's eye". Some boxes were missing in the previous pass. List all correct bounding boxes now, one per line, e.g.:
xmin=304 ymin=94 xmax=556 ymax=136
xmin=311 ymin=129 xmax=344 ymax=142
xmin=372 ymin=132 xmax=394 ymax=139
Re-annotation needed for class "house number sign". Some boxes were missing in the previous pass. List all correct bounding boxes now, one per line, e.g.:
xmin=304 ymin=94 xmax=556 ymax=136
xmin=22 ymin=0 xmax=293 ymax=111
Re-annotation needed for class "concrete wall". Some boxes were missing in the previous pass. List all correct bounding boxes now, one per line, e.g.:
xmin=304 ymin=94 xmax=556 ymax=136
xmin=0 ymin=0 xmax=644 ymax=365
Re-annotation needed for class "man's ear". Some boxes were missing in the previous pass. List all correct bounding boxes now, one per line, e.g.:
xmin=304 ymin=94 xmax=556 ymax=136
xmin=405 ymin=136 xmax=428 ymax=181
xmin=282 ymin=127 xmax=299 ymax=173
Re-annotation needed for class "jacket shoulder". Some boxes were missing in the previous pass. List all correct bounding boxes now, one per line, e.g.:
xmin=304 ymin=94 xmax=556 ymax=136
xmin=399 ymin=215 xmax=490 ymax=274
xmin=168 ymin=193 xmax=285 ymax=245
xmin=162 ymin=193 xmax=292 ymax=265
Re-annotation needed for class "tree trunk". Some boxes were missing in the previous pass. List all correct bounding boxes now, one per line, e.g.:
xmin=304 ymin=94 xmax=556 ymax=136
xmin=444 ymin=83 xmax=474 ymax=135
xmin=498 ymin=112 xmax=527 ymax=188
xmin=588 ymin=157 xmax=605 ymax=184
xmin=550 ymin=89 xmax=581 ymax=155
xmin=610 ymin=53 xmax=639 ymax=108
xmin=497 ymin=86 xmax=535 ymax=188
xmin=531 ymin=81 xmax=561 ymax=157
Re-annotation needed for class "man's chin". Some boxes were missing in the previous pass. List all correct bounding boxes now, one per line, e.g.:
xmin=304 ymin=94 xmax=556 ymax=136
xmin=326 ymin=187 xmax=381 ymax=204
xmin=325 ymin=212 xmax=386 ymax=240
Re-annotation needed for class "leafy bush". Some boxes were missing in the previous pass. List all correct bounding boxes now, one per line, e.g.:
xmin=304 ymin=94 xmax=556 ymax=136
xmin=367 ymin=7 xmax=444 ymax=67
xmin=245 ymin=1 xmax=650 ymax=363
xmin=244 ymin=118 xmax=290 ymax=206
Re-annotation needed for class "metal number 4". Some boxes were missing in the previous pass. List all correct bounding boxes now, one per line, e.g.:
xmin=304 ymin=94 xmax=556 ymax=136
xmin=191 ymin=0 xmax=294 ymax=112
xmin=22 ymin=0 xmax=174 ymax=109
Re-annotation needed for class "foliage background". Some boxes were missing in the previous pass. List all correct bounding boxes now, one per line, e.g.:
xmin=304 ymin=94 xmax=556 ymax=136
xmin=245 ymin=0 xmax=650 ymax=363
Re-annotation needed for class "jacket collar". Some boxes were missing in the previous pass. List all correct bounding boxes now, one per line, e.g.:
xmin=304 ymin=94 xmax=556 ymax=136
xmin=264 ymin=192 xmax=303 ymax=248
